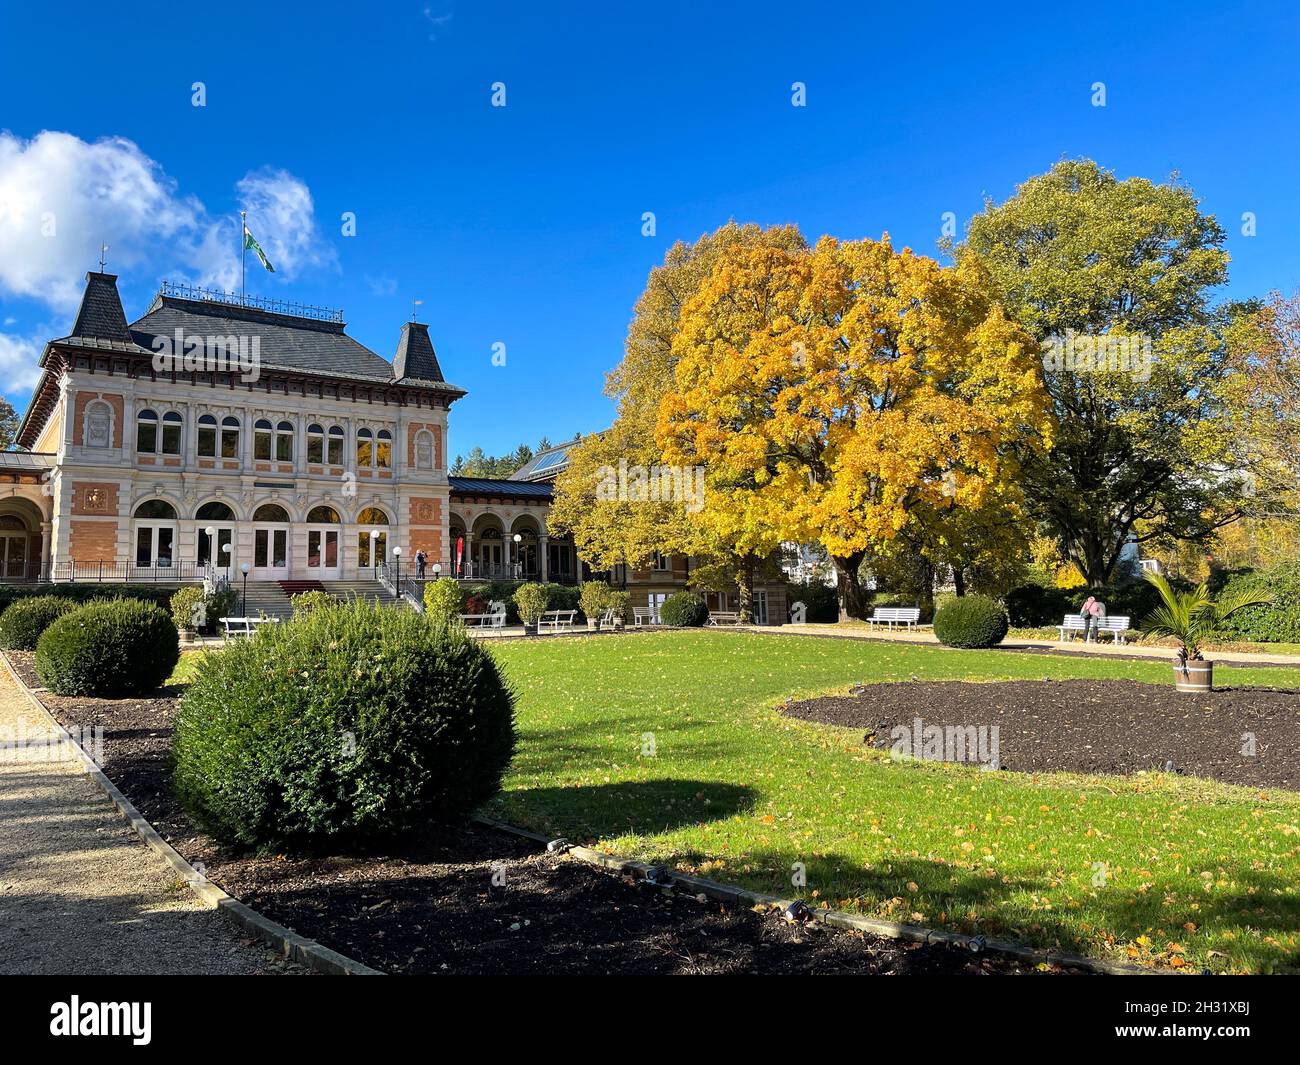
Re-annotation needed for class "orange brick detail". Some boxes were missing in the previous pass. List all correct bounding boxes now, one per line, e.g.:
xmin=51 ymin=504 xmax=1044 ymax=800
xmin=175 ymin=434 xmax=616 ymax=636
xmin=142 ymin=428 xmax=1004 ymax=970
xmin=71 ymin=482 xmax=120 ymax=516
xmin=408 ymin=497 xmax=443 ymax=527
xmin=406 ymin=423 xmax=443 ymax=469
xmin=69 ymin=519 xmax=119 ymax=560
xmin=71 ymin=391 xmax=124 ymax=447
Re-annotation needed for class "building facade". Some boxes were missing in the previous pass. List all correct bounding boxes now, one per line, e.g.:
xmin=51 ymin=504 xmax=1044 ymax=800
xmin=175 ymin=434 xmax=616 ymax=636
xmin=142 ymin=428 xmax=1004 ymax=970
xmin=2 ymin=271 xmax=783 ymax=622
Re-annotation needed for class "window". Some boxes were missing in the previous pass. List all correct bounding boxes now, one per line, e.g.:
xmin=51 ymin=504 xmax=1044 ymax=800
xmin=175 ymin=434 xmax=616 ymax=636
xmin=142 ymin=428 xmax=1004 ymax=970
xmin=253 ymin=503 xmax=290 ymax=522
xmin=356 ymin=427 xmax=373 ymax=468
xmin=135 ymin=409 xmax=158 ymax=453
xmin=357 ymin=507 xmax=389 ymax=525
xmin=376 ymin=429 xmax=392 ymax=469
xmin=195 ymin=501 xmax=236 ymax=521
xmin=132 ymin=499 xmax=177 ymax=568
xmin=133 ymin=499 xmax=177 ymax=520
xmin=161 ymin=412 xmax=182 ymax=454
xmin=84 ymin=400 xmax=112 ymax=448
xmin=307 ymin=423 xmax=324 ymax=464
xmin=276 ymin=420 xmax=293 ymax=462
xmin=197 ymin=414 xmax=217 ymax=456
xmin=220 ymin=416 xmax=240 ymax=459
xmin=357 ymin=508 xmax=389 ymax=567
xmin=327 ymin=426 xmax=344 ymax=465
xmin=651 ymin=551 xmax=671 ymax=571
xmin=254 ymin=418 xmax=274 ymax=460
xmin=306 ymin=505 xmax=340 ymax=523
xmin=414 ymin=429 xmax=434 ymax=470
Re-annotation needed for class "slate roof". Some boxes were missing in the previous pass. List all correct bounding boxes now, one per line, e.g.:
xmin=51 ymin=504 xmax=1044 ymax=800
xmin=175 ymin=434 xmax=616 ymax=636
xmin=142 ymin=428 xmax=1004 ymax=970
xmin=392 ymin=321 xmax=446 ymax=384
xmin=52 ymin=272 xmax=153 ymax=353
xmin=449 ymin=477 xmax=554 ymax=499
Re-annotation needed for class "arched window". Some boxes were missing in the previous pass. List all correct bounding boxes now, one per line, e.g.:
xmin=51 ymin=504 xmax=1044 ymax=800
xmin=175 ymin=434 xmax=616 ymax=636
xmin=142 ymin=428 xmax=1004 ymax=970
xmin=195 ymin=501 xmax=236 ymax=521
xmin=356 ymin=427 xmax=373 ymax=468
xmin=135 ymin=409 xmax=158 ymax=454
xmin=220 ymin=416 xmax=240 ymax=459
xmin=306 ymin=423 xmax=325 ymax=464
xmin=357 ymin=507 xmax=389 ymax=525
xmin=327 ymin=425 xmax=344 ymax=465
xmin=414 ymin=429 xmax=434 ymax=470
xmin=197 ymin=414 xmax=218 ymax=457
xmin=253 ymin=503 xmax=290 ymax=523
xmin=276 ymin=420 xmax=294 ymax=462
xmin=376 ymin=428 xmax=392 ymax=469
xmin=306 ymin=505 xmax=340 ymax=523
xmin=254 ymin=418 xmax=274 ymax=460
xmin=161 ymin=411 xmax=182 ymax=454
xmin=133 ymin=499 xmax=177 ymax=520
xmin=84 ymin=399 xmax=113 ymax=449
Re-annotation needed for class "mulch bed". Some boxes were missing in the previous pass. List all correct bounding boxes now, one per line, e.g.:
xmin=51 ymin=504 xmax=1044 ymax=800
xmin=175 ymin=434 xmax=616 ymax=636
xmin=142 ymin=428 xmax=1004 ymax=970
xmin=5 ymin=652 xmax=1079 ymax=975
xmin=781 ymin=679 xmax=1300 ymax=790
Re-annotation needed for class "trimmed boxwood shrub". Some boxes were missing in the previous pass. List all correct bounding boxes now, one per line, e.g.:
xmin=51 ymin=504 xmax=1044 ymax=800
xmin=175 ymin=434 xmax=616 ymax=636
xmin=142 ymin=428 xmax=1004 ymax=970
xmin=0 ymin=595 xmax=79 ymax=651
xmin=423 ymin=577 xmax=463 ymax=624
xmin=660 ymin=591 xmax=708 ymax=627
xmin=291 ymin=589 xmax=337 ymax=617
xmin=35 ymin=599 xmax=180 ymax=696
xmin=933 ymin=594 xmax=1009 ymax=649
xmin=172 ymin=601 xmax=516 ymax=851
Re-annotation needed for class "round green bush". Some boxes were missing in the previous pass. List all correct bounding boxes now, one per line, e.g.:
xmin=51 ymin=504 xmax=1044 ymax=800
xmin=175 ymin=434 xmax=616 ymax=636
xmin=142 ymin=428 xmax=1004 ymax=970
xmin=35 ymin=599 xmax=180 ymax=696
xmin=660 ymin=591 xmax=708 ymax=627
xmin=172 ymin=601 xmax=516 ymax=851
xmin=933 ymin=594 xmax=1009 ymax=649
xmin=0 ymin=595 xmax=79 ymax=651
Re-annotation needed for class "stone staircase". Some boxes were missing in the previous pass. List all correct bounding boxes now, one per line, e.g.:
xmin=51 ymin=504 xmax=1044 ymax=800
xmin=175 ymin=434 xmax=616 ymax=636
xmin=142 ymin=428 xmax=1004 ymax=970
xmin=236 ymin=581 xmax=294 ymax=620
xmin=322 ymin=579 xmax=404 ymax=608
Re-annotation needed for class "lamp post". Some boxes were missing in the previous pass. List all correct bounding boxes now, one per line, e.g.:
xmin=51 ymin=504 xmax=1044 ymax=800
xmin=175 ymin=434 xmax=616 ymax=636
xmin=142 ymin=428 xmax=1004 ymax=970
xmin=369 ymin=529 xmax=379 ymax=572
xmin=432 ymin=563 xmax=441 ymax=578
xmin=512 ymin=533 xmax=522 ymax=579
xmin=240 ymin=562 xmax=250 ymax=616
xmin=203 ymin=525 xmax=216 ymax=566
xmin=392 ymin=546 xmax=402 ymax=601
xmin=221 ymin=542 xmax=232 ymax=583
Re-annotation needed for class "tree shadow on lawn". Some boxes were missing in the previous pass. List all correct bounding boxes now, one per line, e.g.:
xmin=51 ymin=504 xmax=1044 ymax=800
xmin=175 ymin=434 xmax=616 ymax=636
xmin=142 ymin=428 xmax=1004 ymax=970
xmin=666 ymin=849 xmax=1300 ymax=972
xmin=494 ymin=779 xmax=756 ymax=840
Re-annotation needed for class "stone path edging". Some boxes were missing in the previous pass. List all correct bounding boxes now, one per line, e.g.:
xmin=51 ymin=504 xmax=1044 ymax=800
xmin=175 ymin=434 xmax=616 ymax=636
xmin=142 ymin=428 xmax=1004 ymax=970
xmin=473 ymin=814 xmax=1165 ymax=977
xmin=0 ymin=653 xmax=382 ymax=977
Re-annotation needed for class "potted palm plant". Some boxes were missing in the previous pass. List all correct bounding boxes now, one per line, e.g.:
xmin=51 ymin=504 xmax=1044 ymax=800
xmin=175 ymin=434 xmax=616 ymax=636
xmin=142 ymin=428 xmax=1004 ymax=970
xmin=1141 ymin=572 xmax=1273 ymax=692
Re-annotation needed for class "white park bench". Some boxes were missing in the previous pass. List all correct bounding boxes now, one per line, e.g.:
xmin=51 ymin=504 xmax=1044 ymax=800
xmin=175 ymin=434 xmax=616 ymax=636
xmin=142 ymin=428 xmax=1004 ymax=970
xmin=868 ymin=606 xmax=922 ymax=632
xmin=633 ymin=607 xmax=659 ymax=627
xmin=599 ymin=607 xmax=618 ymax=627
xmin=463 ymin=601 xmax=507 ymax=629
xmin=540 ymin=609 xmax=577 ymax=633
xmin=707 ymin=611 xmax=741 ymax=626
xmin=1059 ymin=614 xmax=1132 ymax=644
xmin=219 ymin=616 xmax=280 ymax=639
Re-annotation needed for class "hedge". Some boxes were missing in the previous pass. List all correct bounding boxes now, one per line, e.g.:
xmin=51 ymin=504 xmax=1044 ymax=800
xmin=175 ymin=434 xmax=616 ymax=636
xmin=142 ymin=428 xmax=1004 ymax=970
xmin=0 ymin=596 xmax=80 ymax=650
xmin=933 ymin=594 xmax=1009 ymax=649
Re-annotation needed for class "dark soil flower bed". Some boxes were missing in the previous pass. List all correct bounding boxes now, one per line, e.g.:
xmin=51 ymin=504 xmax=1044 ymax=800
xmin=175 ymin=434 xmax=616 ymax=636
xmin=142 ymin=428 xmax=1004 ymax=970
xmin=6 ymin=652 xmax=1080 ymax=975
xmin=781 ymin=679 xmax=1300 ymax=790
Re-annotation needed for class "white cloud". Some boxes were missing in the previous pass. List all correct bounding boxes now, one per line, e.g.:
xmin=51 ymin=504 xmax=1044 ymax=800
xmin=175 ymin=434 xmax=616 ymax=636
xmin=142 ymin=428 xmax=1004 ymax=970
xmin=0 ymin=328 xmax=46 ymax=400
xmin=0 ymin=131 xmax=334 ymax=311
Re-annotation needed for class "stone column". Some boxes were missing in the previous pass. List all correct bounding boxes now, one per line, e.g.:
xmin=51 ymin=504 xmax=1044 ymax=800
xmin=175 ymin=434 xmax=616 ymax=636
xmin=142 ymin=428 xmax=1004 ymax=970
xmin=539 ymin=534 xmax=549 ymax=582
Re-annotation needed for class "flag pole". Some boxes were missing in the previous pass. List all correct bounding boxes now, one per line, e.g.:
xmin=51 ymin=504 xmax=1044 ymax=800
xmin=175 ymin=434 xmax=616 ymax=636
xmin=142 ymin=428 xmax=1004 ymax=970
xmin=240 ymin=210 xmax=247 ymax=305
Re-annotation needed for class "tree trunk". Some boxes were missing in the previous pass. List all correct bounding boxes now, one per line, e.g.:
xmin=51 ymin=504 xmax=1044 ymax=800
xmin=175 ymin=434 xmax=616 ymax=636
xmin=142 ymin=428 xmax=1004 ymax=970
xmin=737 ymin=554 xmax=756 ymax=624
xmin=953 ymin=568 xmax=967 ymax=597
xmin=832 ymin=552 xmax=868 ymax=622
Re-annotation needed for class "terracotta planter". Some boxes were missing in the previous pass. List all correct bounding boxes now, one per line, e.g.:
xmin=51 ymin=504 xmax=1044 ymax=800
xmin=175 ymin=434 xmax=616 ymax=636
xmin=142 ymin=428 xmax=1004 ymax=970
xmin=1174 ymin=659 xmax=1213 ymax=693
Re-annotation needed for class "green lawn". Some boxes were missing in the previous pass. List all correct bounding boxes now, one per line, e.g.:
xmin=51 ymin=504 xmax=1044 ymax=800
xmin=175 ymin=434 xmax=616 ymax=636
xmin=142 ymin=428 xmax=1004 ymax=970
xmin=486 ymin=630 xmax=1300 ymax=973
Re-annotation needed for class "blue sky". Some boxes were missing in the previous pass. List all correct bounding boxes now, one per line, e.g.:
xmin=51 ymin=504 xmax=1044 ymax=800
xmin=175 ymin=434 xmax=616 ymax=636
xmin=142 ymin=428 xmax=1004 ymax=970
xmin=1 ymin=0 xmax=1297 ymax=457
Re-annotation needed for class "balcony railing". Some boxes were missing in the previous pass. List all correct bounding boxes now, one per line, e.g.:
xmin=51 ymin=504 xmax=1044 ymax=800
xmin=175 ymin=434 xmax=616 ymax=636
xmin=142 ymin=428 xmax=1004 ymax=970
xmin=36 ymin=561 xmax=213 ymax=583
xmin=393 ymin=559 xmax=578 ymax=585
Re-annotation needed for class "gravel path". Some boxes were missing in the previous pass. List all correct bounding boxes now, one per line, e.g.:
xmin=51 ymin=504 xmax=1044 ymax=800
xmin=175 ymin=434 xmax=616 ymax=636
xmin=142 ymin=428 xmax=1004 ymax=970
xmin=0 ymin=666 xmax=301 ymax=975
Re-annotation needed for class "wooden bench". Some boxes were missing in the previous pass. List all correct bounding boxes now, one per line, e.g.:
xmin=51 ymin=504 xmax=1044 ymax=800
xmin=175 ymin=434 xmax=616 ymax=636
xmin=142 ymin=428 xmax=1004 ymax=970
xmin=868 ymin=606 xmax=922 ymax=632
xmin=219 ymin=616 xmax=280 ymax=639
xmin=1058 ymin=615 xmax=1133 ymax=644
xmin=707 ymin=611 xmax=741 ymax=626
xmin=633 ymin=607 xmax=658 ymax=627
xmin=540 ymin=609 xmax=577 ymax=633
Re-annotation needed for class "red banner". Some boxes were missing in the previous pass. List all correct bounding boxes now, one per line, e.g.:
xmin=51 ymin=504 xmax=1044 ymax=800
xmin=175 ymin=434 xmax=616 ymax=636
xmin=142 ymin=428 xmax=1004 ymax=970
xmin=455 ymin=536 xmax=464 ymax=576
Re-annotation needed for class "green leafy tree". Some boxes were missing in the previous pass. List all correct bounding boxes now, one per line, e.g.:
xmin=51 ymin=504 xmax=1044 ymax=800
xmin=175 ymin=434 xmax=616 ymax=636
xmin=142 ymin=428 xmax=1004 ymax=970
xmin=955 ymin=159 xmax=1246 ymax=584
xmin=0 ymin=398 xmax=18 ymax=450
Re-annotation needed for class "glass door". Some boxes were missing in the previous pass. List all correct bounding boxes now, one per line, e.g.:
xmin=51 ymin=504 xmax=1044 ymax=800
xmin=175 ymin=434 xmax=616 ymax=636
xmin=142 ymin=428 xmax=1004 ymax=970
xmin=197 ymin=526 xmax=235 ymax=578
xmin=0 ymin=534 xmax=27 ymax=579
xmin=253 ymin=525 xmax=290 ymax=580
xmin=306 ymin=528 xmax=341 ymax=579
xmin=134 ymin=525 xmax=175 ymax=571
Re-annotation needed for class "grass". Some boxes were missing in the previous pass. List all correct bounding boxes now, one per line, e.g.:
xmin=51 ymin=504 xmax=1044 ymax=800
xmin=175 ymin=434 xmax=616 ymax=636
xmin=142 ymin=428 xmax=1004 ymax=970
xmin=485 ymin=629 xmax=1300 ymax=973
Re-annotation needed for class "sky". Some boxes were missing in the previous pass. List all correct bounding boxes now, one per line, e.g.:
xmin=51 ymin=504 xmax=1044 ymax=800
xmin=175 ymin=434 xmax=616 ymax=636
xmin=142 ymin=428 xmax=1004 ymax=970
xmin=1 ymin=0 xmax=1298 ymax=458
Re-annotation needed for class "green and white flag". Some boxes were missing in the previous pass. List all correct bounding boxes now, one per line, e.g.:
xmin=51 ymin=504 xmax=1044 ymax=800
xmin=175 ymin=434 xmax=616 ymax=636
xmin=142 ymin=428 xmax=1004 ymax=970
xmin=243 ymin=224 xmax=275 ymax=273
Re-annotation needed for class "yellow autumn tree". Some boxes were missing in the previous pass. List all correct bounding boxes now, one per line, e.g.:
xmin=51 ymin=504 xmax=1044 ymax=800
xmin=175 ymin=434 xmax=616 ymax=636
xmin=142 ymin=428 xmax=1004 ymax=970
xmin=549 ymin=222 xmax=807 ymax=571
xmin=657 ymin=235 xmax=1054 ymax=619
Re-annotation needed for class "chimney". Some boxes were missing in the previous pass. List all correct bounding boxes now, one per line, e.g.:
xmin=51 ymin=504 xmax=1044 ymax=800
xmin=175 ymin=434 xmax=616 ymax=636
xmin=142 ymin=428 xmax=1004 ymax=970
xmin=69 ymin=272 xmax=134 ymax=343
xmin=392 ymin=321 xmax=445 ymax=383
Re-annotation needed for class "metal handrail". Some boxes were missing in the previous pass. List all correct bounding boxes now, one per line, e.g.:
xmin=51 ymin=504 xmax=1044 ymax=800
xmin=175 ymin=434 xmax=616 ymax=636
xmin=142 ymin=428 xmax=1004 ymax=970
xmin=37 ymin=560 xmax=211 ymax=583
